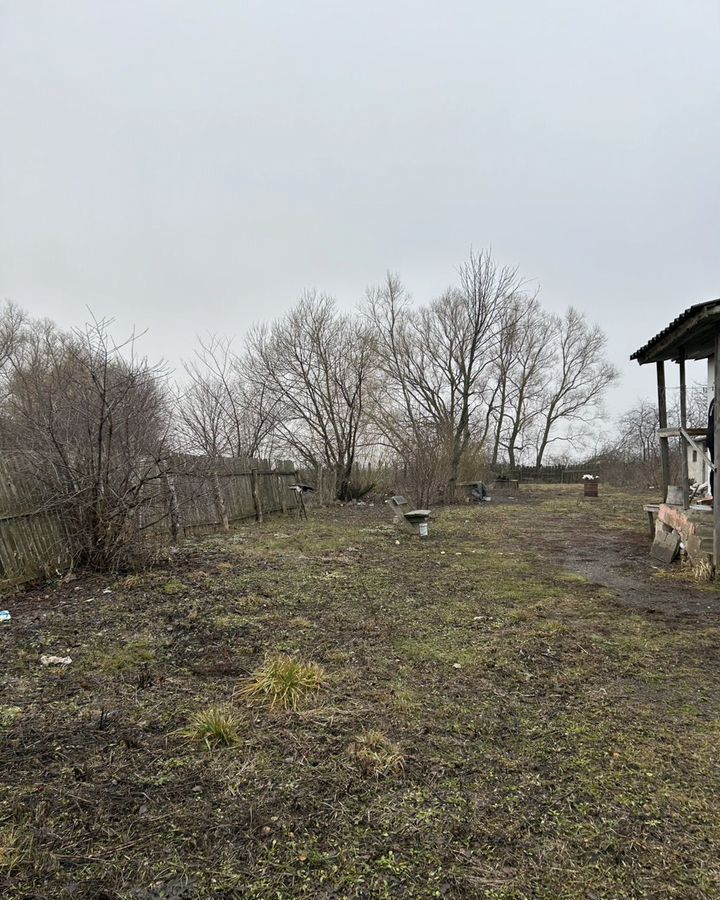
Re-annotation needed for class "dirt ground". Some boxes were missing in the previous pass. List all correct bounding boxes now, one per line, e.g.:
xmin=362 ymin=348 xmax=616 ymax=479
xmin=2 ymin=485 xmax=720 ymax=899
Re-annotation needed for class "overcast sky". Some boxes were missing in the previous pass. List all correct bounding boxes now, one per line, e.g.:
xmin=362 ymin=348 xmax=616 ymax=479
xmin=1 ymin=0 xmax=719 ymax=415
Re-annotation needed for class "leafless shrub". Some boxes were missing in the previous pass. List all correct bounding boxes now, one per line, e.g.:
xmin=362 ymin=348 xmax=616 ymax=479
xmin=0 ymin=312 xmax=175 ymax=571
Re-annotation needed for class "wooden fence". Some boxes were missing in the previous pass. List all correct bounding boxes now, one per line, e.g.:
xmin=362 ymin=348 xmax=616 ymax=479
xmin=0 ymin=455 xmax=298 ymax=588
xmin=496 ymin=464 xmax=600 ymax=484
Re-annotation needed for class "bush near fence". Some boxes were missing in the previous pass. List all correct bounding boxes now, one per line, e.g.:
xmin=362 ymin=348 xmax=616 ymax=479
xmin=0 ymin=455 xmax=298 ymax=587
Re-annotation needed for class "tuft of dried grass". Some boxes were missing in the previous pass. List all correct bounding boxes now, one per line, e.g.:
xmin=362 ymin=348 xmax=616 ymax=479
xmin=691 ymin=557 xmax=714 ymax=583
xmin=238 ymin=654 xmax=325 ymax=710
xmin=0 ymin=826 xmax=28 ymax=875
xmin=346 ymin=730 xmax=405 ymax=777
xmin=184 ymin=704 xmax=241 ymax=749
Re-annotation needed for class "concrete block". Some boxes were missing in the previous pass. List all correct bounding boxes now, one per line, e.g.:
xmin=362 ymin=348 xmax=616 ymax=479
xmin=650 ymin=529 xmax=681 ymax=564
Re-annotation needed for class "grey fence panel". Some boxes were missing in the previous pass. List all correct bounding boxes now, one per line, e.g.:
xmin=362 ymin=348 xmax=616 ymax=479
xmin=0 ymin=455 xmax=299 ymax=588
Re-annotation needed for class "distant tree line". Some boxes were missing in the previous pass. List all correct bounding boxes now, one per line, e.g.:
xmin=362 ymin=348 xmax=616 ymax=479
xmin=0 ymin=248 xmax=620 ymax=566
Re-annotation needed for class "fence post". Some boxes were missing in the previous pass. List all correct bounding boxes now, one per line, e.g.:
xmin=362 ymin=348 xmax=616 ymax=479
xmin=251 ymin=467 xmax=263 ymax=523
xmin=211 ymin=468 xmax=230 ymax=532
xmin=162 ymin=470 xmax=181 ymax=541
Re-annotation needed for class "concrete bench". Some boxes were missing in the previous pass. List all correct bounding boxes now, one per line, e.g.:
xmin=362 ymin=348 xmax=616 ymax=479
xmin=386 ymin=495 xmax=432 ymax=536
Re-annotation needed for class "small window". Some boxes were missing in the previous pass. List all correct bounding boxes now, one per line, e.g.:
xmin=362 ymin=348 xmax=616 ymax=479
xmin=693 ymin=450 xmax=698 ymax=462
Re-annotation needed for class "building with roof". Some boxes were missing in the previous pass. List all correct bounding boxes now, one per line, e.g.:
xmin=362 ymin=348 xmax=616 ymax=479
xmin=631 ymin=300 xmax=720 ymax=566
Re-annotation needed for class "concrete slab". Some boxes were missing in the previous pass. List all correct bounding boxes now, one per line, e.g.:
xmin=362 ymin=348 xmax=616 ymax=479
xmin=650 ymin=529 xmax=681 ymax=564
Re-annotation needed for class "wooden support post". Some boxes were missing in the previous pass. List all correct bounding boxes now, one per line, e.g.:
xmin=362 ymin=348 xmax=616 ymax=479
xmin=656 ymin=360 xmax=670 ymax=502
xmin=679 ymin=352 xmax=689 ymax=509
xmin=714 ymin=336 xmax=720 ymax=569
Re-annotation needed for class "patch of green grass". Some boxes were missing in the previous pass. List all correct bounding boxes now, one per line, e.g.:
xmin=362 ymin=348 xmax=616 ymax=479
xmin=0 ymin=707 xmax=22 ymax=728
xmin=97 ymin=638 xmax=155 ymax=672
xmin=162 ymin=578 xmax=186 ymax=595
xmin=214 ymin=613 xmax=256 ymax=630
xmin=239 ymin=654 xmax=325 ymax=710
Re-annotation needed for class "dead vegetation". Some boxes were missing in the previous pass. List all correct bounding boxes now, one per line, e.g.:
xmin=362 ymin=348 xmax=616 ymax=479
xmin=2 ymin=486 xmax=720 ymax=898
xmin=238 ymin=654 xmax=325 ymax=710
xmin=184 ymin=704 xmax=242 ymax=749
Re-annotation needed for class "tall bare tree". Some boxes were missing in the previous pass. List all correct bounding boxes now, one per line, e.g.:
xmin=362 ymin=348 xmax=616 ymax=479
xmin=367 ymin=250 xmax=524 ymax=498
xmin=533 ymin=307 xmax=619 ymax=466
xmin=499 ymin=296 xmax=554 ymax=466
xmin=246 ymin=292 xmax=373 ymax=500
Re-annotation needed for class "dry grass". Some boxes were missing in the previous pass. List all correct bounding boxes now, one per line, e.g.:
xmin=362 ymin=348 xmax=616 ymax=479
xmin=691 ymin=556 xmax=715 ymax=583
xmin=184 ymin=704 xmax=241 ymax=749
xmin=238 ymin=654 xmax=325 ymax=710
xmin=346 ymin=730 xmax=405 ymax=776
xmin=4 ymin=490 xmax=720 ymax=898
xmin=0 ymin=828 xmax=27 ymax=876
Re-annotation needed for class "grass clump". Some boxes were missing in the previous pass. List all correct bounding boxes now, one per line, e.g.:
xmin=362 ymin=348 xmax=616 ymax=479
xmin=185 ymin=704 xmax=241 ymax=749
xmin=691 ymin=557 xmax=714 ymax=583
xmin=239 ymin=654 xmax=325 ymax=710
xmin=0 ymin=826 xmax=28 ymax=875
xmin=347 ymin=730 xmax=405 ymax=776
xmin=0 ymin=706 xmax=22 ymax=728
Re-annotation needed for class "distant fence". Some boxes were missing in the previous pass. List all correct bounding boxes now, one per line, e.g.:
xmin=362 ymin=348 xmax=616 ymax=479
xmin=496 ymin=465 xmax=600 ymax=484
xmin=0 ymin=455 xmax=298 ymax=588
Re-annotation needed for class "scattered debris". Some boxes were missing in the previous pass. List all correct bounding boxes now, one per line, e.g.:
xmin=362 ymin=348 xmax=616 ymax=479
xmin=0 ymin=610 xmax=11 ymax=624
xmin=40 ymin=655 xmax=73 ymax=667
xmin=102 ymin=588 xmax=112 ymax=594
xmin=452 ymin=662 xmax=462 ymax=669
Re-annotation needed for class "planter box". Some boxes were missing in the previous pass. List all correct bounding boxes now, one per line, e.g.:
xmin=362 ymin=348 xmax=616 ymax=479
xmin=584 ymin=481 xmax=599 ymax=498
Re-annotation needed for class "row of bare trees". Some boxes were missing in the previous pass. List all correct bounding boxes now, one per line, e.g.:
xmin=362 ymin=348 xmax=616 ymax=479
xmin=0 ymin=248 xmax=620 ymax=568
xmin=177 ymin=249 xmax=618 ymax=504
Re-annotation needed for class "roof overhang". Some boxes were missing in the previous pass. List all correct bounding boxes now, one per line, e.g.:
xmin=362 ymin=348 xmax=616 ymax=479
xmin=631 ymin=299 xmax=720 ymax=365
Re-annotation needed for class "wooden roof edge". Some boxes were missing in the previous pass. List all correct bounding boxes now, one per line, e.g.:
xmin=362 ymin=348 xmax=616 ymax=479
xmin=630 ymin=299 xmax=720 ymax=365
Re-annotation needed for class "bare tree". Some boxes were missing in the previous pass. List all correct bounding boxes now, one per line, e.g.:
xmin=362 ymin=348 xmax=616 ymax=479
xmin=245 ymin=292 xmax=373 ymax=500
xmin=0 ymin=302 xmax=26 ymax=401
xmin=178 ymin=334 xmax=281 ymax=529
xmin=616 ymin=399 xmax=660 ymax=464
xmin=484 ymin=294 xmax=553 ymax=466
xmin=533 ymin=307 xmax=619 ymax=466
xmin=1 ymin=312 xmax=174 ymax=570
xmin=367 ymin=250 xmax=524 ymax=499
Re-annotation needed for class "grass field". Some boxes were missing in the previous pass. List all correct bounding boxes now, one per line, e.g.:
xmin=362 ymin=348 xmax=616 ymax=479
xmin=2 ymin=486 xmax=720 ymax=898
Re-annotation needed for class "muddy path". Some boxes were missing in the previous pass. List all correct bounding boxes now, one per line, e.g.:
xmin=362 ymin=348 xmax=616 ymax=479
xmin=538 ymin=511 xmax=720 ymax=623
